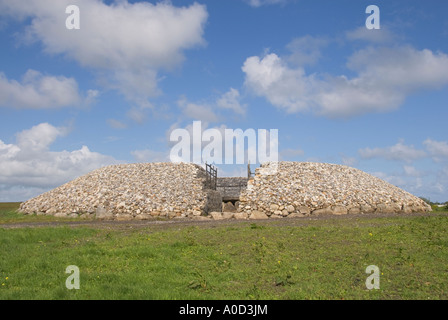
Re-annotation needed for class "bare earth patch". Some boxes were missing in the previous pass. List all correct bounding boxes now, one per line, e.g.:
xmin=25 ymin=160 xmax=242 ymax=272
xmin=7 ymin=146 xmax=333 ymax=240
xmin=0 ymin=212 xmax=442 ymax=230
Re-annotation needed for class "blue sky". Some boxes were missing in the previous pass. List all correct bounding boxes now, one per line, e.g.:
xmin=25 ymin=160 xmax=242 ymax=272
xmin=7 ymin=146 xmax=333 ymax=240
xmin=0 ymin=0 xmax=448 ymax=202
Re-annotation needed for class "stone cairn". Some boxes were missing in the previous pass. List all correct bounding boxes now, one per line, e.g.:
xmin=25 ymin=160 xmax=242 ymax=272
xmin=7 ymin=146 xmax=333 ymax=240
xmin=232 ymin=161 xmax=431 ymax=220
xmin=19 ymin=161 xmax=431 ymax=220
xmin=19 ymin=162 xmax=221 ymax=220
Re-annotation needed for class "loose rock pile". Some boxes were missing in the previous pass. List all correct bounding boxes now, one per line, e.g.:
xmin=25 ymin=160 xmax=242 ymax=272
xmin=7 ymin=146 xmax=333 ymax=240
xmin=19 ymin=162 xmax=221 ymax=220
xmin=236 ymin=161 xmax=431 ymax=220
xmin=19 ymin=161 xmax=431 ymax=221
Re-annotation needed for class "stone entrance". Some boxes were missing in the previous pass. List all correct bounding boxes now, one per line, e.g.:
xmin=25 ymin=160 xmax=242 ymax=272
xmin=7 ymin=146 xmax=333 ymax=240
xmin=216 ymin=177 xmax=249 ymax=202
xmin=216 ymin=177 xmax=249 ymax=212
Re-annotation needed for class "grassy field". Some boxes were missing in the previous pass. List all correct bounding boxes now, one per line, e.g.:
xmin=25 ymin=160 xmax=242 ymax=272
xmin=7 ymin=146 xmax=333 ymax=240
xmin=0 ymin=203 xmax=82 ymax=224
xmin=1 ymin=202 xmax=448 ymax=300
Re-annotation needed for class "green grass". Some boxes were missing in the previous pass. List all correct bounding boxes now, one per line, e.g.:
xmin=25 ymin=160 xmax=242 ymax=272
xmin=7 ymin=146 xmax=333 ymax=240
xmin=1 ymin=203 xmax=448 ymax=299
xmin=0 ymin=203 xmax=79 ymax=224
xmin=431 ymin=205 xmax=448 ymax=213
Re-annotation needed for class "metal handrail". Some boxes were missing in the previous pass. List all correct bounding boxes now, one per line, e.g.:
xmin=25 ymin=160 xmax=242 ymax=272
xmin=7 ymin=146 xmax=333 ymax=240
xmin=205 ymin=162 xmax=217 ymax=190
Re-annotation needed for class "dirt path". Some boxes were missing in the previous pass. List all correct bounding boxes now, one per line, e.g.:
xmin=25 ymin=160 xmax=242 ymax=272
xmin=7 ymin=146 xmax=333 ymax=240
xmin=1 ymin=212 xmax=444 ymax=231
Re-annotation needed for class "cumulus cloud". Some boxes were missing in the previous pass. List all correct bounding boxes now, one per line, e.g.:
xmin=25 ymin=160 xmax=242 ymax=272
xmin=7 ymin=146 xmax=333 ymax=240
xmin=347 ymin=46 xmax=448 ymax=92
xmin=369 ymin=168 xmax=446 ymax=202
xmin=0 ymin=69 xmax=93 ymax=109
xmin=15 ymin=122 xmax=69 ymax=152
xmin=216 ymin=88 xmax=247 ymax=115
xmin=357 ymin=138 xmax=448 ymax=201
xmin=242 ymin=41 xmax=448 ymax=117
xmin=355 ymin=139 xmax=448 ymax=201
xmin=177 ymin=96 xmax=219 ymax=123
xmin=286 ymin=35 xmax=329 ymax=66
xmin=358 ymin=141 xmax=427 ymax=162
xmin=0 ymin=0 xmax=208 ymax=108
xmin=242 ymin=53 xmax=314 ymax=113
xmin=359 ymin=139 xmax=448 ymax=163
xmin=177 ymin=88 xmax=246 ymax=123
xmin=0 ymin=123 xmax=120 ymax=200
xmin=403 ymin=165 xmax=421 ymax=177
xmin=423 ymin=139 xmax=448 ymax=162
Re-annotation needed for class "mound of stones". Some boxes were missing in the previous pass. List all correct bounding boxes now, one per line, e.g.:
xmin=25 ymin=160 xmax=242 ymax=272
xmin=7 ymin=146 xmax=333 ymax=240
xmin=19 ymin=162 xmax=221 ymax=220
xmin=19 ymin=161 xmax=431 ymax=221
xmin=234 ymin=161 xmax=431 ymax=220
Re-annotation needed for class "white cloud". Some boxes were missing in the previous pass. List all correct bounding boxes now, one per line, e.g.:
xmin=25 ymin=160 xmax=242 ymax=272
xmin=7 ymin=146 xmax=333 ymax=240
xmin=126 ymin=107 xmax=148 ymax=124
xmin=15 ymin=123 xmax=69 ymax=152
xmin=358 ymin=141 xmax=426 ymax=162
xmin=403 ymin=165 xmax=421 ymax=177
xmin=184 ymin=103 xmax=218 ymax=122
xmin=216 ymin=88 xmax=247 ymax=115
xmin=368 ymin=169 xmax=448 ymax=201
xmin=0 ymin=123 xmax=120 ymax=200
xmin=347 ymin=46 xmax=448 ymax=92
xmin=246 ymin=0 xmax=287 ymax=7
xmin=369 ymin=171 xmax=406 ymax=187
xmin=176 ymin=88 xmax=246 ymax=122
xmin=423 ymin=139 xmax=448 ymax=162
xmin=286 ymin=35 xmax=329 ymax=66
xmin=242 ymin=53 xmax=313 ymax=114
xmin=107 ymin=119 xmax=127 ymax=129
xmin=341 ymin=155 xmax=358 ymax=167
xmin=177 ymin=96 xmax=219 ymax=123
xmin=0 ymin=69 xmax=90 ymax=109
xmin=356 ymin=140 xmax=448 ymax=201
xmin=346 ymin=26 xmax=396 ymax=44
xmin=0 ymin=0 xmax=208 ymax=108
xmin=242 ymin=43 xmax=448 ymax=117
